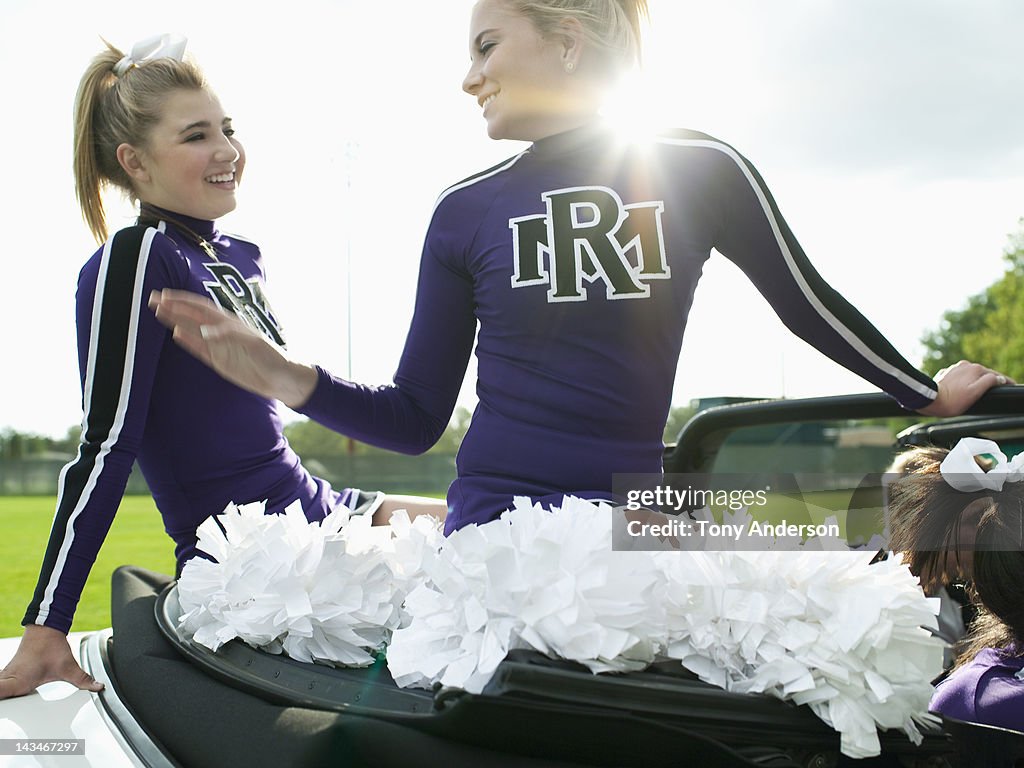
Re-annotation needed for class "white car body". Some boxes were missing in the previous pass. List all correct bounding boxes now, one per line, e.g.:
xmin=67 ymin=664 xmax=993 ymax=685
xmin=0 ymin=631 xmax=171 ymax=768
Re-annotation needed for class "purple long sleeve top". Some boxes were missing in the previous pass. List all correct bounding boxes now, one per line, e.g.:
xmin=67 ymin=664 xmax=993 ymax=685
xmin=25 ymin=210 xmax=349 ymax=633
xmin=299 ymin=126 xmax=938 ymax=533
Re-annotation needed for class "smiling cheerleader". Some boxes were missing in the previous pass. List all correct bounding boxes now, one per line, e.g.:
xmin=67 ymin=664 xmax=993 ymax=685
xmin=0 ymin=34 xmax=444 ymax=702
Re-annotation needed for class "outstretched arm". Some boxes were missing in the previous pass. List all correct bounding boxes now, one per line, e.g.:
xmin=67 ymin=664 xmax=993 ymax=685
xmin=151 ymin=215 xmax=478 ymax=454
xmin=149 ymin=289 xmax=318 ymax=408
xmin=707 ymin=140 xmax=1009 ymax=416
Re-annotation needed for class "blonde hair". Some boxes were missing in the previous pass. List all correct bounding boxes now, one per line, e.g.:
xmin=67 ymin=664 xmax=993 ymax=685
xmin=504 ymin=0 xmax=648 ymax=76
xmin=73 ymin=41 xmax=206 ymax=243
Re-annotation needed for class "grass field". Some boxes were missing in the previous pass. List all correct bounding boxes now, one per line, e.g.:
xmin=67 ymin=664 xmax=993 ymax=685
xmin=0 ymin=488 xmax=881 ymax=639
xmin=0 ymin=496 xmax=173 ymax=637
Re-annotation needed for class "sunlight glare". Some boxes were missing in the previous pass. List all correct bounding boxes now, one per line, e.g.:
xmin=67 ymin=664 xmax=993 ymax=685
xmin=601 ymin=1 xmax=723 ymax=139
xmin=600 ymin=68 xmax=663 ymax=142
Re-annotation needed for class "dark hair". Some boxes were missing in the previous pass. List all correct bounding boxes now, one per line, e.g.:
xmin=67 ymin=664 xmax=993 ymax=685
xmin=888 ymin=445 xmax=1024 ymax=667
xmin=966 ymin=499 xmax=1024 ymax=659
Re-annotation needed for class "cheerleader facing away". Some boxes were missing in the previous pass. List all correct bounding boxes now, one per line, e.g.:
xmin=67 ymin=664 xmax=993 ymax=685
xmin=151 ymin=0 xmax=1009 ymax=535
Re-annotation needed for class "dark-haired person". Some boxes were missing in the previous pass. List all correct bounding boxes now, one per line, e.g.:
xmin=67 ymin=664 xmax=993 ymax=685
xmin=889 ymin=439 xmax=1024 ymax=729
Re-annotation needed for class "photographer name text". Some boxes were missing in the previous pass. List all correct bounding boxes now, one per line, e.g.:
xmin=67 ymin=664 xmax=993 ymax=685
xmin=625 ymin=518 xmax=841 ymax=541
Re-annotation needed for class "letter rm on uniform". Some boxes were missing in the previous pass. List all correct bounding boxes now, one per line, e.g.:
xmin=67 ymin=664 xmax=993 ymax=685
xmin=509 ymin=186 xmax=670 ymax=303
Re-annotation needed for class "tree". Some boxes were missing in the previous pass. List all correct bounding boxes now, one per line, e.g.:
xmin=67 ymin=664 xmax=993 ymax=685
xmin=663 ymin=404 xmax=697 ymax=444
xmin=54 ymin=425 xmax=83 ymax=455
xmin=921 ymin=222 xmax=1024 ymax=381
xmin=283 ymin=406 xmax=474 ymax=458
xmin=0 ymin=428 xmax=80 ymax=459
xmin=425 ymin=406 xmax=472 ymax=455
xmin=920 ymin=292 xmax=995 ymax=374
xmin=283 ymin=419 xmax=354 ymax=457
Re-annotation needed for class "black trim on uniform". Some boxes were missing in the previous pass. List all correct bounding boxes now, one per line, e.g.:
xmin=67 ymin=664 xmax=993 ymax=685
xmin=25 ymin=226 xmax=149 ymax=627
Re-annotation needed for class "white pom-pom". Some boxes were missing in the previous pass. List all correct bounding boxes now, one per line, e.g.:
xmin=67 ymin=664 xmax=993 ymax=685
xmin=177 ymin=495 xmax=943 ymax=759
xmin=386 ymin=496 xmax=667 ymax=692
xmin=660 ymin=547 xmax=944 ymax=758
xmin=389 ymin=497 xmax=944 ymax=757
xmin=178 ymin=500 xmax=398 ymax=666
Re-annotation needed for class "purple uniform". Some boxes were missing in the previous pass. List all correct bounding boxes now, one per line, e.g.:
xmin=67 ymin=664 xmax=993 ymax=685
xmin=299 ymin=126 xmax=938 ymax=533
xmin=931 ymin=647 xmax=1024 ymax=730
xmin=25 ymin=209 xmax=362 ymax=634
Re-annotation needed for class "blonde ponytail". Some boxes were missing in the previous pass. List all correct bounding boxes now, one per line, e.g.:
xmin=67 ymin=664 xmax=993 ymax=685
xmin=73 ymin=44 xmax=123 ymax=243
xmin=72 ymin=41 xmax=206 ymax=243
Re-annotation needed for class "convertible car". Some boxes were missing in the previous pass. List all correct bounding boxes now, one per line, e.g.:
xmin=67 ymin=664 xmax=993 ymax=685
xmin=3 ymin=391 xmax=1024 ymax=768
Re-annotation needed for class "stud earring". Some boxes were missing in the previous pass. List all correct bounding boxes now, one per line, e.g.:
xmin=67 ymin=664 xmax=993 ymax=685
xmin=565 ymin=61 xmax=575 ymax=73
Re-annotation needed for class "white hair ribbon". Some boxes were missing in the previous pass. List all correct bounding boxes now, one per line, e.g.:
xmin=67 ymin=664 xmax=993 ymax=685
xmin=113 ymin=33 xmax=187 ymax=77
xmin=939 ymin=437 xmax=1024 ymax=492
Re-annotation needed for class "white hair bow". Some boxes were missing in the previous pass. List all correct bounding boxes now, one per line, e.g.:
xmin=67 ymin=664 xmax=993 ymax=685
xmin=113 ymin=33 xmax=187 ymax=77
xmin=939 ymin=437 xmax=1024 ymax=492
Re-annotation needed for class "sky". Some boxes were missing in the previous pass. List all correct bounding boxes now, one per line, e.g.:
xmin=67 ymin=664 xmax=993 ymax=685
xmin=2 ymin=0 xmax=1023 ymax=438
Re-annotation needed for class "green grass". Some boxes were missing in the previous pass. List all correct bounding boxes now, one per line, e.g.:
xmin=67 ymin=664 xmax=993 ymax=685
xmin=0 ymin=496 xmax=174 ymax=637
xmin=0 ymin=489 xmax=880 ymax=638
xmin=705 ymin=487 xmax=886 ymax=544
xmin=0 ymin=492 xmax=448 ymax=639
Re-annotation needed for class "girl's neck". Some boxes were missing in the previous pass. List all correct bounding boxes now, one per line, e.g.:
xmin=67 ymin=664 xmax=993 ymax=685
xmin=137 ymin=203 xmax=220 ymax=261
xmin=138 ymin=203 xmax=216 ymax=238
xmin=525 ymin=109 xmax=601 ymax=143
xmin=528 ymin=120 xmax=612 ymax=157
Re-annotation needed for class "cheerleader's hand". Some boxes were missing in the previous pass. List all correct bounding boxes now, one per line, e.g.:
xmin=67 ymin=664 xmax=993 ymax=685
xmin=149 ymin=290 xmax=318 ymax=408
xmin=0 ymin=625 xmax=103 ymax=700
xmin=917 ymin=360 xmax=1015 ymax=417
